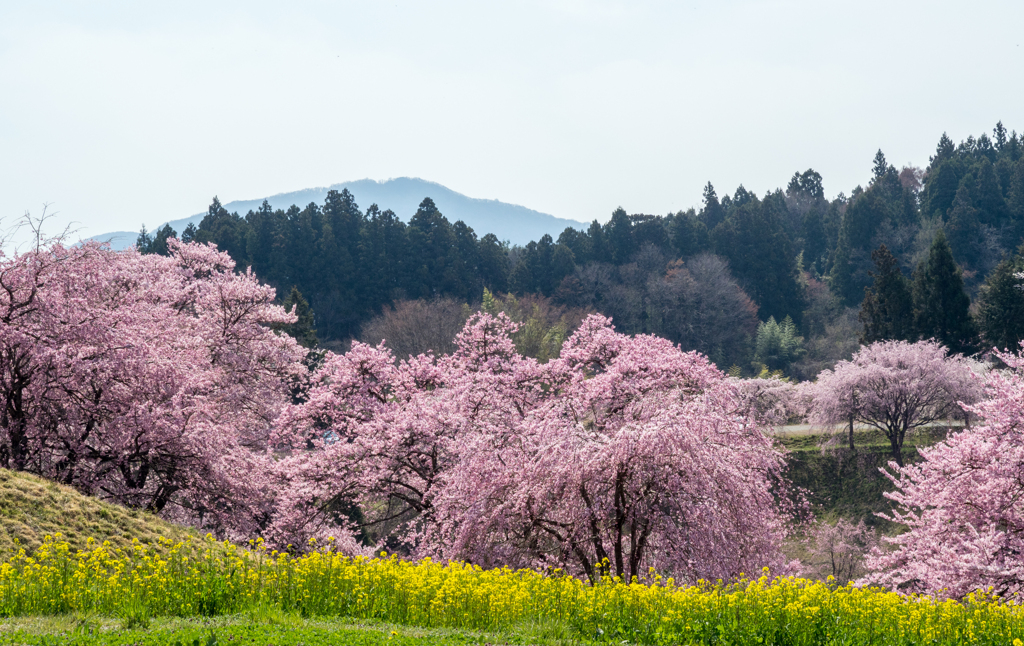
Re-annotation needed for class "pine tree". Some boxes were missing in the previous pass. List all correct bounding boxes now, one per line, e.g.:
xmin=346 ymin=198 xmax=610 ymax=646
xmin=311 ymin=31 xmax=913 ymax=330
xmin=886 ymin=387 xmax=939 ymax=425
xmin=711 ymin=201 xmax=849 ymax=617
xmin=711 ymin=195 xmax=805 ymax=323
xmin=872 ymin=150 xmax=891 ymax=182
xmin=994 ymin=121 xmax=1008 ymax=151
xmin=931 ymin=132 xmax=955 ymax=165
xmin=136 ymin=225 xmax=153 ymax=252
xmin=136 ymin=224 xmax=176 ymax=256
xmin=859 ymin=245 xmax=914 ymax=343
xmin=606 ymin=208 xmax=635 ymax=264
xmin=668 ymin=209 xmax=709 ymax=259
xmin=973 ymin=158 xmax=1008 ymax=225
xmin=279 ymin=286 xmax=318 ymax=349
xmin=921 ymin=160 xmax=962 ymax=219
xmin=945 ymin=184 xmax=982 ymax=270
xmin=976 ymin=247 xmax=1024 ymax=351
xmin=587 ymin=220 xmax=609 ymax=263
xmin=912 ymin=230 xmax=977 ymax=353
xmin=699 ymin=182 xmax=726 ymax=231
xmin=829 ymin=230 xmax=855 ymax=305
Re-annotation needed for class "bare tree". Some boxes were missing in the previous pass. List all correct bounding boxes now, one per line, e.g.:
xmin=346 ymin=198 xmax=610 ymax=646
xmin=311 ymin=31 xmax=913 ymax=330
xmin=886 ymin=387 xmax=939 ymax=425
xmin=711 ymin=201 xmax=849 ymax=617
xmin=359 ymin=298 xmax=470 ymax=359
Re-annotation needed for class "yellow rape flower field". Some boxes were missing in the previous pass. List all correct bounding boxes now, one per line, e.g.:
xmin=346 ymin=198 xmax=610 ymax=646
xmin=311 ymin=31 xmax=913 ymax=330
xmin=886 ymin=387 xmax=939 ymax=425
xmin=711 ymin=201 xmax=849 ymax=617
xmin=1 ymin=534 xmax=1023 ymax=645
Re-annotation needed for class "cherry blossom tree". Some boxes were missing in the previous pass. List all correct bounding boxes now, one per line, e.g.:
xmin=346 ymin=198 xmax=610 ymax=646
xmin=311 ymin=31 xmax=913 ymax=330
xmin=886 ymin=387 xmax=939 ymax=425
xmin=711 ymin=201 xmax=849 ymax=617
xmin=0 ymin=230 xmax=304 ymax=536
xmin=864 ymin=346 xmax=1024 ymax=597
xmin=730 ymin=376 xmax=801 ymax=429
xmin=806 ymin=340 xmax=982 ymax=465
xmin=277 ymin=313 xmax=798 ymax=581
xmin=807 ymin=518 xmax=877 ymax=585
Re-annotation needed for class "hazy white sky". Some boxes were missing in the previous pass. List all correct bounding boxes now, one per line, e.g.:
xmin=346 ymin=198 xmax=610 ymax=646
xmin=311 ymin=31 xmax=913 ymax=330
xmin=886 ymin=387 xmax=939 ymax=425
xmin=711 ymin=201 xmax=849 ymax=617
xmin=2 ymin=0 xmax=1022 ymax=239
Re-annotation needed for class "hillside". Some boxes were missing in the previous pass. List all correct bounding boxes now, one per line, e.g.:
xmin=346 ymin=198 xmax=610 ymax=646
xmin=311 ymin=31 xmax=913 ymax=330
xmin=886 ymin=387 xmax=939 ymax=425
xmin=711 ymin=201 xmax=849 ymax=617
xmin=0 ymin=469 xmax=195 ymax=555
xmin=91 ymin=177 xmax=585 ymax=249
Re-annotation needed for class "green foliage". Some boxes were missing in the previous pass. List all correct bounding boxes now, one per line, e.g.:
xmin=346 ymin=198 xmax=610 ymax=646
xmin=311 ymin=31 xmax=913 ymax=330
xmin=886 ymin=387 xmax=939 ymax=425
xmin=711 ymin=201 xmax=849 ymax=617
xmin=752 ymin=315 xmax=805 ymax=374
xmin=711 ymin=190 xmax=806 ymax=323
xmin=828 ymin=230 xmax=856 ymax=305
xmin=976 ymin=247 xmax=1024 ymax=350
xmin=944 ymin=182 xmax=982 ymax=269
xmin=136 ymin=224 xmax=177 ymax=256
xmin=277 ymin=286 xmax=318 ymax=349
xmin=912 ymin=230 xmax=977 ymax=353
xmin=480 ymin=289 xmax=574 ymax=362
xmin=508 ymin=235 xmax=575 ymax=296
xmin=859 ymin=244 xmax=914 ymax=343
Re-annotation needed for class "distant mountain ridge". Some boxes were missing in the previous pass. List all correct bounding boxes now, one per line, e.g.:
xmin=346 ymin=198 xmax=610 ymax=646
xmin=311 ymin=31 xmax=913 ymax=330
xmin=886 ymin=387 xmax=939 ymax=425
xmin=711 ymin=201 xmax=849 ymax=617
xmin=92 ymin=177 xmax=586 ymax=249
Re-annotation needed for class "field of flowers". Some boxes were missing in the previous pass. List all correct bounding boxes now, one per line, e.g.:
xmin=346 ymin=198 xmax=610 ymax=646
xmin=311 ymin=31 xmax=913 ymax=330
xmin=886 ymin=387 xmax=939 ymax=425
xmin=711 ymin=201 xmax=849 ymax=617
xmin=1 ymin=535 xmax=1022 ymax=645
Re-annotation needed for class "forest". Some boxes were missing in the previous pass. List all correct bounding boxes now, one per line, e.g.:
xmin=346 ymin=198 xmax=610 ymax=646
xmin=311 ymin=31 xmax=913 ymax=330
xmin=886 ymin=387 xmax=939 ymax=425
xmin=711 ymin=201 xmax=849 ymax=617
xmin=138 ymin=123 xmax=1024 ymax=380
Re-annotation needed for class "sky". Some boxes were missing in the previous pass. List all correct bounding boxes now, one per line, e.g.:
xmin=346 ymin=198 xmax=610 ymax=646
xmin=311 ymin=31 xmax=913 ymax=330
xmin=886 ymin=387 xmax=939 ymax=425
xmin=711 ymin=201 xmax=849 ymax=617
xmin=2 ymin=0 xmax=1022 ymax=241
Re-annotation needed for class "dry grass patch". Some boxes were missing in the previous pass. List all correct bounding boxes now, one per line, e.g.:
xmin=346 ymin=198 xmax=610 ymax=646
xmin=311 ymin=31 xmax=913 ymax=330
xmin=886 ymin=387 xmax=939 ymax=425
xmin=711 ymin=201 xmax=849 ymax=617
xmin=0 ymin=469 xmax=195 ymax=556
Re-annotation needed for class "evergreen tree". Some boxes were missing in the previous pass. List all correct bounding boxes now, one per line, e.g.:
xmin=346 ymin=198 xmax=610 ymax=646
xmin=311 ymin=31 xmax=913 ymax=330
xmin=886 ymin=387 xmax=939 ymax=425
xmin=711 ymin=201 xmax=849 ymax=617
xmin=406 ymin=197 xmax=456 ymax=298
xmin=699 ymin=182 xmax=726 ymax=231
xmin=973 ymin=158 xmax=1008 ymax=225
xmin=711 ymin=192 xmax=805 ymax=323
xmin=631 ymin=213 xmax=670 ymax=254
xmin=452 ymin=220 xmax=482 ymax=301
xmin=477 ymin=233 xmax=510 ymax=293
xmin=557 ymin=227 xmax=592 ymax=265
xmin=587 ymin=220 xmax=609 ymax=263
xmin=920 ymin=160 xmax=962 ymax=219
xmin=278 ymin=286 xmax=318 ymax=349
xmin=1009 ymin=159 xmax=1024 ymax=221
xmin=859 ymin=245 xmax=914 ymax=343
xmin=995 ymin=121 xmax=1009 ymax=151
xmin=360 ymin=205 xmax=407 ymax=309
xmin=195 ymin=197 xmax=250 ymax=263
xmin=136 ymin=225 xmax=153 ymax=252
xmin=136 ymin=224 xmax=176 ymax=256
xmin=912 ymin=230 xmax=977 ymax=353
xmin=829 ymin=229 xmax=855 ymax=305
xmin=931 ymin=132 xmax=955 ymax=166
xmin=945 ymin=183 xmax=982 ymax=270
xmin=549 ymin=244 xmax=576 ymax=294
xmin=975 ymin=247 xmax=1024 ymax=351
xmin=606 ymin=208 xmax=635 ymax=264
xmin=668 ymin=209 xmax=709 ymax=258
xmin=787 ymin=169 xmax=825 ymax=202
xmin=872 ymin=149 xmax=892 ymax=183
xmin=801 ymin=207 xmax=827 ymax=273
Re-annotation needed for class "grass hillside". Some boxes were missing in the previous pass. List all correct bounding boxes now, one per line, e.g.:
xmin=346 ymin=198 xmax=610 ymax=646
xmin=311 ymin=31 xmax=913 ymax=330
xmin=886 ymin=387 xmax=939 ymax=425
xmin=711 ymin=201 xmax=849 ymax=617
xmin=778 ymin=426 xmax=950 ymax=528
xmin=0 ymin=469 xmax=195 ymax=556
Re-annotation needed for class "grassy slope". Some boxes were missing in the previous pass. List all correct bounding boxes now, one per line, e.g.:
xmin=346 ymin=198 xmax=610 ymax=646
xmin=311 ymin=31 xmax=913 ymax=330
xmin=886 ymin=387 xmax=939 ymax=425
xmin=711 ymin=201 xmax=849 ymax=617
xmin=778 ymin=426 xmax=949 ymax=527
xmin=0 ymin=469 xmax=195 ymax=556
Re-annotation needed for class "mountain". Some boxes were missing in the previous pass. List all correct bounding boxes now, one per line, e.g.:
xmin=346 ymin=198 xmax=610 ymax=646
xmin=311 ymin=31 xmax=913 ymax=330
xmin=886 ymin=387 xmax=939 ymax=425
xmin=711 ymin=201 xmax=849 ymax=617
xmin=92 ymin=178 xmax=586 ymax=249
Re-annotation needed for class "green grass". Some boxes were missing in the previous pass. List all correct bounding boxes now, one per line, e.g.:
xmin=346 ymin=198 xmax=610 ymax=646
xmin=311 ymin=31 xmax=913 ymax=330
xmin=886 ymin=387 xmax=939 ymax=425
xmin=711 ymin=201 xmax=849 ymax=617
xmin=778 ymin=426 xmax=950 ymax=529
xmin=0 ymin=469 xmax=195 ymax=557
xmin=0 ymin=616 xmax=573 ymax=646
